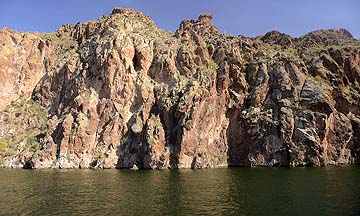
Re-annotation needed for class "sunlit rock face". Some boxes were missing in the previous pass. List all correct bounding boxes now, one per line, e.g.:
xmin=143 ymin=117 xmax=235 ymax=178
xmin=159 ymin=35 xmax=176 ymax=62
xmin=0 ymin=8 xmax=359 ymax=169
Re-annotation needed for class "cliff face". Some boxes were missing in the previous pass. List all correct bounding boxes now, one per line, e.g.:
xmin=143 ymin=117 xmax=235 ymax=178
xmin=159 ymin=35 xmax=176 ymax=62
xmin=0 ymin=8 xmax=359 ymax=169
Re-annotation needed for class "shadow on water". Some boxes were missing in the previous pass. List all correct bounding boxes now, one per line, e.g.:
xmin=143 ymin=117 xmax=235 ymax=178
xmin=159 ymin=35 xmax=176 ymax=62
xmin=0 ymin=167 xmax=359 ymax=216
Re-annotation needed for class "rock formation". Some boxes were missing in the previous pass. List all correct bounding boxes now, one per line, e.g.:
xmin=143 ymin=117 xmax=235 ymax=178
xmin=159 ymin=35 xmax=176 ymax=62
xmin=0 ymin=8 xmax=359 ymax=169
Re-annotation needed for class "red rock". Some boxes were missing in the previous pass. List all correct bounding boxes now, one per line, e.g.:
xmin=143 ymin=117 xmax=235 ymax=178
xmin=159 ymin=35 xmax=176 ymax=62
xmin=0 ymin=8 xmax=359 ymax=169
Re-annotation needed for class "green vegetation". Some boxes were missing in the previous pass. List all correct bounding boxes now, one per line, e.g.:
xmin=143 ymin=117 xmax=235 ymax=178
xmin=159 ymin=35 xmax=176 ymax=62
xmin=208 ymin=59 xmax=219 ymax=70
xmin=82 ymin=89 xmax=93 ymax=101
xmin=283 ymin=48 xmax=298 ymax=57
xmin=0 ymin=141 xmax=9 ymax=152
xmin=259 ymin=110 xmax=280 ymax=126
xmin=0 ymin=140 xmax=17 ymax=157
xmin=27 ymin=53 xmax=40 ymax=65
xmin=321 ymin=155 xmax=330 ymax=165
xmin=310 ymin=46 xmax=324 ymax=55
xmin=42 ymin=32 xmax=77 ymax=48
xmin=147 ymin=137 xmax=156 ymax=146
xmin=218 ymin=152 xmax=229 ymax=164
xmin=303 ymin=43 xmax=360 ymax=59
xmin=222 ymin=32 xmax=234 ymax=37
xmin=260 ymin=53 xmax=271 ymax=62
xmin=314 ymin=75 xmax=324 ymax=82
xmin=1 ymin=97 xmax=48 ymax=158
xmin=350 ymin=86 xmax=360 ymax=99
xmin=230 ymin=93 xmax=238 ymax=104
xmin=0 ymin=44 xmax=14 ymax=61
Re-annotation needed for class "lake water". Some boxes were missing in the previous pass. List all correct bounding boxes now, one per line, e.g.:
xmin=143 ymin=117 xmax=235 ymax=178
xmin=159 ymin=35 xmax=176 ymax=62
xmin=0 ymin=167 xmax=359 ymax=216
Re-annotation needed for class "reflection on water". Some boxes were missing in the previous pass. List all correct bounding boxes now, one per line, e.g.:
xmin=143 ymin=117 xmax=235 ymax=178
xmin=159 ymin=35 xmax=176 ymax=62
xmin=0 ymin=167 xmax=359 ymax=216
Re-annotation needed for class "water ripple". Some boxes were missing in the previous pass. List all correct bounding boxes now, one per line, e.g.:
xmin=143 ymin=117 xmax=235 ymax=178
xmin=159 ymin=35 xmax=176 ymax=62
xmin=0 ymin=167 xmax=359 ymax=216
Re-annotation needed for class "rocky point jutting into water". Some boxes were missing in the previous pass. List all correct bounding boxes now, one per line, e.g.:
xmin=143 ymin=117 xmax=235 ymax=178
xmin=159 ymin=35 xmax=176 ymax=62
xmin=0 ymin=8 xmax=359 ymax=169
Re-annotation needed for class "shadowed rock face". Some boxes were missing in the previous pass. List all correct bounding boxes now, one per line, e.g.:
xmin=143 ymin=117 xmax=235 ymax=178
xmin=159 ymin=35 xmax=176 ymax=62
xmin=0 ymin=8 xmax=359 ymax=169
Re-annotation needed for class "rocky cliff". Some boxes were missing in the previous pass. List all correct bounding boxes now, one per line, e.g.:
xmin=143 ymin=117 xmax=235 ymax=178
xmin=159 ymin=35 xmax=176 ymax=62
xmin=0 ymin=8 xmax=359 ymax=169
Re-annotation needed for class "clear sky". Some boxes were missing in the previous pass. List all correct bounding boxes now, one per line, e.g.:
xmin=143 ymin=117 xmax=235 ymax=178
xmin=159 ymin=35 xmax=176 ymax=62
xmin=0 ymin=0 xmax=359 ymax=38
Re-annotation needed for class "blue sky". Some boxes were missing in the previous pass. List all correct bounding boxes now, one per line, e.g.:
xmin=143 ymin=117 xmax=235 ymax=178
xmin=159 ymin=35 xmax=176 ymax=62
xmin=0 ymin=0 xmax=359 ymax=38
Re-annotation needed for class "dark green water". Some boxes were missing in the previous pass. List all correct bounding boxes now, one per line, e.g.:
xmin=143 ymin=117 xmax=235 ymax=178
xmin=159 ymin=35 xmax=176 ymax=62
xmin=0 ymin=167 xmax=359 ymax=216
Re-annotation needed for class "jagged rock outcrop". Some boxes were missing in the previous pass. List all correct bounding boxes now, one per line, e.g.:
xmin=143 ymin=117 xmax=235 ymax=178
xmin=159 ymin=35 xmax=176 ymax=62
xmin=261 ymin=30 xmax=294 ymax=47
xmin=297 ymin=28 xmax=357 ymax=48
xmin=0 ymin=8 xmax=359 ymax=169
